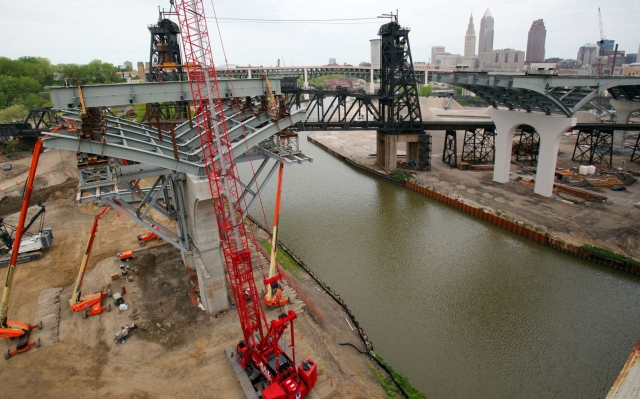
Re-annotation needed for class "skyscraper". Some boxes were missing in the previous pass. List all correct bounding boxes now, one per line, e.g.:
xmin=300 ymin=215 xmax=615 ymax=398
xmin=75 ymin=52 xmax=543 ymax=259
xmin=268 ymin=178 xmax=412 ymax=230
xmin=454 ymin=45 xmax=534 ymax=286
xmin=370 ymin=39 xmax=381 ymax=68
xmin=464 ymin=14 xmax=476 ymax=57
xmin=525 ymin=19 xmax=546 ymax=64
xmin=431 ymin=46 xmax=445 ymax=64
xmin=577 ymin=43 xmax=598 ymax=67
xmin=478 ymin=9 xmax=494 ymax=55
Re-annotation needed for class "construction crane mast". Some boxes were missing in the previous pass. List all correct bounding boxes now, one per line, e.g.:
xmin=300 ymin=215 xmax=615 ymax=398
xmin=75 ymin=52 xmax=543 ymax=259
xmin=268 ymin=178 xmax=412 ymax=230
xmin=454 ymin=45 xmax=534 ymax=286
xmin=598 ymin=7 xmax=606 ymax=57
xmin=171 ymin=1 xmax=317 ymax=397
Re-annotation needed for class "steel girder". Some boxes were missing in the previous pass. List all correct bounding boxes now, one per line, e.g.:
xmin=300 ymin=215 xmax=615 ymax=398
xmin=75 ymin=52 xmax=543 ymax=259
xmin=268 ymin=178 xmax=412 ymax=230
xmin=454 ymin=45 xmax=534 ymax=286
xmin=442 ymin=130 xmax=457 ymax=167
xmin=47 ymin=79 xmax=281 ymax=109
xmin=42 ymin=108 xmax=307 ymax=177
xmin=213 ymin=66 xmax=425 ymax=84
xmin=430 ymin=73 xmax=640 ymax=116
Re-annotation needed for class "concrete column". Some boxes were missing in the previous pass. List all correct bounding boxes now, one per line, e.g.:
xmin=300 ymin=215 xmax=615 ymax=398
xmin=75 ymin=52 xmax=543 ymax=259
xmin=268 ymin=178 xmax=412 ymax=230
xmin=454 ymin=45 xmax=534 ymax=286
xmin=303 ymin=68 xmax=309 ymax=89
xmin=137 ymin=62 xmax=146 ymax=82
xmin=182 ymin=174 xmax=228 ymax=314
xmin=610 ymin=99 xmax=640 ymax=149
xmin=366 ymin=68 xmax=375 ymax=94
xmin=489 ymin=109 xmax=576 ymax=197
xmin=247 ymin=69 xmax=252 ymax=79
xmin=377 ymin=131 xmax=398 ymax=172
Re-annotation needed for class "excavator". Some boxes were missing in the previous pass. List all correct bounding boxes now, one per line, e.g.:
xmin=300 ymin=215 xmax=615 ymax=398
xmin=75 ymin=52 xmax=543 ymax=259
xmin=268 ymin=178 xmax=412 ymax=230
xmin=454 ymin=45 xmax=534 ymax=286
xmin=0 ymin=139 xmax=46 ymax=359
xmin=69 ymin=205 xmax=112 ymax=318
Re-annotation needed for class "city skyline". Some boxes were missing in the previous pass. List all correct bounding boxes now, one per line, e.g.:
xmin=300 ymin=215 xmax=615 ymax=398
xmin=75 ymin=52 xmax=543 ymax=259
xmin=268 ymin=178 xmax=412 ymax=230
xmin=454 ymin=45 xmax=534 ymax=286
xmin=1 ymin=0 xmax=638 ymax=67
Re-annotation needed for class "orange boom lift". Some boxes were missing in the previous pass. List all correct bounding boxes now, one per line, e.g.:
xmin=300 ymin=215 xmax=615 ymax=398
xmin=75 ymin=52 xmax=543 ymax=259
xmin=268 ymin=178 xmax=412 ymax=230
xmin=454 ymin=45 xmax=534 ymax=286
xmin=263 ymin=162 xmax=290 ymax=308
xmin=69 ymin=205 xmax=112 ymax=318
xmin=0 ymin=139 xmax=45 ymax=359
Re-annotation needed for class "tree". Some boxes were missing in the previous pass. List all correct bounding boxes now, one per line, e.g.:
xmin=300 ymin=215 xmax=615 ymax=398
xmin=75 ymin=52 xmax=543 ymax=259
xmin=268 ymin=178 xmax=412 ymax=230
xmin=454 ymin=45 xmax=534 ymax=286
xmin=454 ymin=86 xmax=463 ymax=95
xmin=0 ymin=104 xmax=28 ymax=123
xmin=419 ymin=85 xmax=433 ymax=97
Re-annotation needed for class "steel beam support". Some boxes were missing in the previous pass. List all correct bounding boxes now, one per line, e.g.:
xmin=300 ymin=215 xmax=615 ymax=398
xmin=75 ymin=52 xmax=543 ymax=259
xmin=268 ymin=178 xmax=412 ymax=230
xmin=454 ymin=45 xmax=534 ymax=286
xmin=42 ymin=109 xmax=306 ymax=177
xmin=48 ymin=79 xmax=282 ymax=109
xmin=515 ymin=127 xmax=540 ymax=166
xmin=104 ymin=197 xmax=188 ymax=252
xmin=632 ymin=134 xmax=640 ymax=163
xmin=442 ymin=130 xmax=457 ymax=167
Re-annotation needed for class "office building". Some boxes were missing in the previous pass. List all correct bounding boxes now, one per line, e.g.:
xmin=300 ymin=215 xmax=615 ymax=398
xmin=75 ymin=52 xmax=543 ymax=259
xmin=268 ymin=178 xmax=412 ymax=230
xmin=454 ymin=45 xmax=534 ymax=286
xmin=525 ymin=19 xmax=546 ymax=64
xmin=479 ymin=49 xmax=525 ymax=71
xmin=328 ymin=58 xmax=337 ymax=65
xmin=577 ymin=43 xmax=598 ymax=67
xmin=370 ymin=39 xmax=381 ymax=68
xmin=478 ymin=9 xmax=494 ymax=54
xmin=431 ymin=46 xmax=445 ymax=64
xmin=464 ymin=15 xmax=476 ymax=57
xmin=124 ymin=61 xmax=133 ymax=70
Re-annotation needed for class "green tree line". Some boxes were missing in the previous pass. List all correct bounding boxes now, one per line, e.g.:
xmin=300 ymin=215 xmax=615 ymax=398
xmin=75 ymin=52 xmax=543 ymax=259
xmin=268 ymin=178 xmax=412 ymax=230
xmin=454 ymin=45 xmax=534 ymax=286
xmin=0 ymin=56 xmax=124 ymax=123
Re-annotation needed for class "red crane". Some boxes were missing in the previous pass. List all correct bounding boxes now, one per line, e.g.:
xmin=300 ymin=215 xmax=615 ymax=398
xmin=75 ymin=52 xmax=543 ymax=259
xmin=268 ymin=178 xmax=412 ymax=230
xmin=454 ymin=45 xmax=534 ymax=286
xmin=172 ymin=1 xmax=317 ymax=398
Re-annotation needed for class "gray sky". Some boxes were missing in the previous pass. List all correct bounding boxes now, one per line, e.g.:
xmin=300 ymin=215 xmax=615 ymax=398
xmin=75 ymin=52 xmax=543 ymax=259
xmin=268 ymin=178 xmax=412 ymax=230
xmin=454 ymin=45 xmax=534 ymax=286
xmin=2 ymin=0 xmax=638 ymax=67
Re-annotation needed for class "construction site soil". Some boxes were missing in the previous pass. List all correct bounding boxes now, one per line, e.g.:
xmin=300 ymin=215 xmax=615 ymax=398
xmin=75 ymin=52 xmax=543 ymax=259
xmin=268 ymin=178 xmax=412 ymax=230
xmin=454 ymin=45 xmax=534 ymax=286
xmin=0 ymin=149 xmax=389 ymax=398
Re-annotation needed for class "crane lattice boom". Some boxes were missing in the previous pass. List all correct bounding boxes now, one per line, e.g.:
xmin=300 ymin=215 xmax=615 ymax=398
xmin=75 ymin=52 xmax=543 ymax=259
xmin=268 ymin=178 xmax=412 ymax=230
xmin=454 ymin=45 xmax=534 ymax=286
xmin=172 ymin=1 xmax=317 ymax=397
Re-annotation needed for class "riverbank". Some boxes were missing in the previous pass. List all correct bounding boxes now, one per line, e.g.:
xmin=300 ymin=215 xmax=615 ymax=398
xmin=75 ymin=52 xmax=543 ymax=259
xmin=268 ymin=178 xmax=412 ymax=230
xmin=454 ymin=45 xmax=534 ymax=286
xmin=308 ymin=130 xmax=640 ymax=264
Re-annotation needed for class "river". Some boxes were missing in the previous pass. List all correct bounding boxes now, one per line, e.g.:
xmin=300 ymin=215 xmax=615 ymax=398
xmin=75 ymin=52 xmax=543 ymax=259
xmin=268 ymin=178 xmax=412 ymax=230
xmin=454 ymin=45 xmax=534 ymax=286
xmin=238 ymin=132 xmax=640 ymax=399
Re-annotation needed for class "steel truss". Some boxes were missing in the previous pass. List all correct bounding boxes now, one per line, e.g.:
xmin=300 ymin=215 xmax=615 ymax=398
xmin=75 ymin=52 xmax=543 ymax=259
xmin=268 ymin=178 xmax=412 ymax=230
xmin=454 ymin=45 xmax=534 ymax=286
xmin=77 ymin=164 xmax=190 ymax=252
xmin=0 ymin=108 xmax=58 ymax=139
xmin=378 ymin=21 xmax=423 ymax=135
xmin=442 ymin=130 xmax=457 ymax=167
xmin=572 ymin=129 xmax=614 ymax=166
xmin=461 ymin=128 xmax=495 ymax=165
xmin=299 ymin=90 xmax=380 ymax=129
xmin=632 ymin=134 xmax=640 ymax=163
xmin=515 ymin=126 xmax=539 ymax=166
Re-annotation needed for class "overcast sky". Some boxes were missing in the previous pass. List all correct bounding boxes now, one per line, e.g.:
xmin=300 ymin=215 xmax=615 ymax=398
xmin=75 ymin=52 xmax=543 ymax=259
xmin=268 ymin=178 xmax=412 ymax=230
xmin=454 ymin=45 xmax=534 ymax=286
xmin=2 ymin=0 xmax=638 ymax=67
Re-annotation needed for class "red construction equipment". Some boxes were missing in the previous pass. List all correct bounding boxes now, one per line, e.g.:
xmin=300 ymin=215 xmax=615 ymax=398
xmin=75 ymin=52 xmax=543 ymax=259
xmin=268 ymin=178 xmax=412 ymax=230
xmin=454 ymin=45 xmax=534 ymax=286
xmin=264 ymin=162 xmax=290 ymax=308
xmin=137 ymin=225 xmax=163 ymax=247
xmin=172 ymin=2 xmax=317 ymax=397
xmin=118 ymin=250 xmax=133 ymax=262
xmin=69 ymin=205 xmax=112 ymax=318
xmin=0 ymin=139 xmax=45 ymax=359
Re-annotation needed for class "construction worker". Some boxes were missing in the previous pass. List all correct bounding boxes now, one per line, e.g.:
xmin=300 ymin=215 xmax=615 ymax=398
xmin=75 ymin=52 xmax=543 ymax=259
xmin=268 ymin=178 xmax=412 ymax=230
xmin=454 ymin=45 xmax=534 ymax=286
xmin=55 ymin=110 xmax=65 ymax=129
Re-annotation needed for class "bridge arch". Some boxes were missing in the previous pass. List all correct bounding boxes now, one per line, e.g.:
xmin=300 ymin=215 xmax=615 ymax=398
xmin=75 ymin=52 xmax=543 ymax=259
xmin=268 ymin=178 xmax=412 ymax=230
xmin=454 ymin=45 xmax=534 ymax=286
xmin=489 ymin=109 xmax=576 ymax=197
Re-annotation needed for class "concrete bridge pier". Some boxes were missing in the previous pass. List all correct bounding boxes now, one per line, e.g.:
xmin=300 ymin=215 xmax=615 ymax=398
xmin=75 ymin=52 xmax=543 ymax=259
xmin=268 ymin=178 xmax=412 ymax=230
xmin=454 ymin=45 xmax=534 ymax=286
xmin=490 ymin=109 xmax=576 ymax=197
xmin=366 ymin=68 xmax=375 ymax=94
xmin=610 ymin=99 xmax=640 ymax=149
xmin=182 ymin=174 xmax=228 ymax=314
xmin=377 ymin=132 xmax=431 ymax=172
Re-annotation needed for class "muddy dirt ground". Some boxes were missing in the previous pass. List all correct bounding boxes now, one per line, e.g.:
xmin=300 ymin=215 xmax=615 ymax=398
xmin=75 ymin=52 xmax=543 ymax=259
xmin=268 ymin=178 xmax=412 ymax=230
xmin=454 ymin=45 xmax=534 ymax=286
xmin=0 ymin=149 xmax=389 ymax=398
xmin=310 ymin=130 xmax=640 ymax=260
